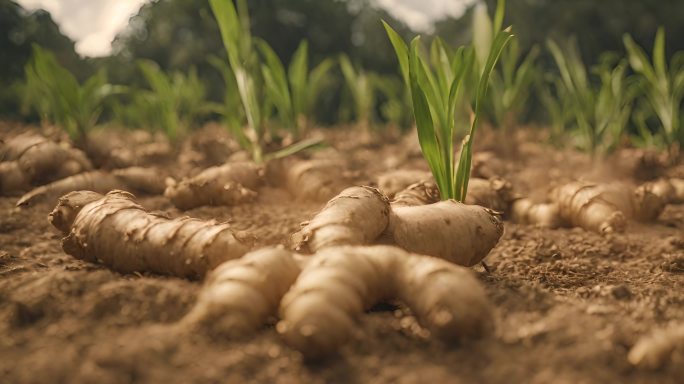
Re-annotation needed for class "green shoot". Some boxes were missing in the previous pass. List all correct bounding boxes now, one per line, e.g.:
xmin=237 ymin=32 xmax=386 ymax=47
xmin=375 ymin=74 xmax=413 ymax=130
xmin=24 ymin=45 xmax=117 ymax=143
xmin=547 ymin=39 xmax=635 ymax=154
xmin=285 ymin=41 xmax=335 ymax=135
xmin=209 ymin=0 xmax=323 ymax=163
xmin=257 ymin=40 xmax=334 ymax=139
xmin=207 ymin=55 xmax=248 ymax=149
xmin=210 ymin=0 xmax=264 ymax=162
xmin=624 ymin=27 xmax=684 ymax=152
xmin=473 ymin=0 xmax=538 ymax=130
xmin=339 ymin=54 xmax=376 ymax=132
xmin=383 ymin=22 xmax=512 ymax=201
xmin=138 ymin=60 xmax=207 ymax=141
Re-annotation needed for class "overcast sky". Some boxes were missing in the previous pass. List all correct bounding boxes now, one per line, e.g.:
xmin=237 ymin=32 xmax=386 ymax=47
xmin=16 ymin=0 xmax=475 ymax=57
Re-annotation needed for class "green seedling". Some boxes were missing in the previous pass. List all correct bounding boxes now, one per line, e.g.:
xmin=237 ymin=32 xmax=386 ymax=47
xmin=210 ymin=0 xmax=322 ymax=163
xmin=258 ymin=40 xmax=334 ymax=138
xmin=138 ymin=60 xmax=207 ymax=141
xmin=339 ymin=54 xmax=377 ymax=132
xmin=384 ymin=20 xmax=512 ymax=201
xmin=624 ymin=27 xmax=684 ymax=152
xmin=24 ymin=45 xmax=119 ymax=143
xmin=548 ymin=39 xmax=635 ymax=154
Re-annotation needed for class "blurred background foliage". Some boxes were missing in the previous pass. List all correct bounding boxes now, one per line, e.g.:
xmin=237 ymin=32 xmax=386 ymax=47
xmin=2 ymin=0 xmax=684 ymax=125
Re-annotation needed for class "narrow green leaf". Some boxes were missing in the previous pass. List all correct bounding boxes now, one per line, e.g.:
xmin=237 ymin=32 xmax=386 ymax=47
xmin=382 ymin=20 xmax=410 ymax=86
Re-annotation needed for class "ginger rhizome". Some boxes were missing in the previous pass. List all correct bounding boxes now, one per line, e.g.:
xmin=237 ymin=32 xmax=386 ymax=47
xmin=181 ymin=247 xmax=302 ymax=337
xmin=464 ymin=177 xmax=516 ymax=214
xmin=550 ymin=181 xmax=665 ymax=233
xmin=165 ymin=162 xmax=264 ymax=209
xmin=510 ymin=181 xmax=672 ymax=233
xmin=17 ymin=167 xmax=167 ymax=207
xmin=277 ymin=245 xmax=493 ymax=359
xmin=292 ymin=186 xmax=390 ymax=253
xmin=387 ymin=200 xmax=503 ymax=266
xmin=281 ymin=157 xmax=350 ymax=202
xmin=510 ymin=198 xmax=562 ymax=228
xmin=376 ymin=169 xmax=432 ymax=197
xmin=628 ymin=323 xmax=684 ymax=370
xmin=49 ymin=190 xmax=253 ymax=279
xmin=391 ymin=181 xmax=440 ymax=207
xmin=0 ymin=133 xmax=92 ymax=195
xmin=294 ymin=184 xmax=503 ymax=266
xmin=642 ymin=178 xmax=684 ymax=205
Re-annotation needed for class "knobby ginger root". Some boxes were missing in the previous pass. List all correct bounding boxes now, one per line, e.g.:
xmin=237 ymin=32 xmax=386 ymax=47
xmin=510 ymin=198 xmax=562 ymax=228
xmin=642 ymin=178 xmax=684 ymax=204
xmin=282 ymin=158 xmax=350 ymax=202
xmin=277 ymin=245 xmax=493 ymax=359
xmin=0 ymin=133 xmax=92 ymax=195
xmin=376 ymin=169 xmax=432 ymax=197
xmin=465 ymin=177 xmax=515 ymax=213
xmin=387 ymin=200 xmax=503 ymax=266
xmin=17 ymin=167 xmax=167 ymax=207
xmin=628 ymin=323 xmax=684 ymax=369
xmin=391 ymin=177 xmax=514 ymax=212
xmin=391 ymin=181 xmax=440 ymax=207
xmin=292 ymin=186 xmax=390 ymax=253
xmin=165 ymin=162 xmax=263 ymax=210
xmin=49 ymin=190 xmax=253 ymax=279
xmin=180 ymin=247 xmax=302 ymax=337
xmin=551 ymin=182 xmax=665 ymax=233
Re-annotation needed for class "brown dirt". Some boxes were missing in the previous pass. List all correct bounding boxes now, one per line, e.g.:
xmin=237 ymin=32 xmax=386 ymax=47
xmin=1 ymin=125 xmax=683 ymax=383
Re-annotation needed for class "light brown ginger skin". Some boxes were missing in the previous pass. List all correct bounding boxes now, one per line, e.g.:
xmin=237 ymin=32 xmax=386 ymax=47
xmin=387 ymin=200 xmax=504 ymax=267
xmin=628 ymin=323 xmax=684 ymax=370
xmin=641 ymin=178 xmax=684 ymax=204
xmin=510 ymin=198 xmax=562 ymax=228
xmin=180 ymin=247 xmax=302 ymax=337
xmin=551 ymin=182 xmax=665 ymax=233
xmin=49 ymin=190 xmax=253 ymax=279
xmin=390 ymin=181 xmax=440 ymax=207
xmin=0 ymin=133 xmax=92 ymax=195
xmin=465 ymin=177 xmax=516 ymax=213
xmin=17 ymin=167 xmax=167 ymax=207
xmin=283 ymin=158 xmax=349 ymax=202
xmin=292 ymin=186 xmax=390 ymax=253
xmin=376 ymin=169 xmax=432 ymax=197
xmin=164 ymin=162 xmax=263 ymax=210
xmin=277 ymin=245 xmax=494 ymax=359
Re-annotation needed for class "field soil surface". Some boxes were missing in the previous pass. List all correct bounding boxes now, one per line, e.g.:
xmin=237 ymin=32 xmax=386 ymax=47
xmin=1 ymin=124 xmax=683 ymax=383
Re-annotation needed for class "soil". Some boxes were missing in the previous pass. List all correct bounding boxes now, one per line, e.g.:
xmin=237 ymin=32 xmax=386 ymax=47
xmin=1 ymin=124 xmax=683 ymax=383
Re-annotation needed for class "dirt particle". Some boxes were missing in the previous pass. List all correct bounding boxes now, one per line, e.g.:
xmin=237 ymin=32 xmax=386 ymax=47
xmin=611 ymin=285 xmax=632 ymax=300
xmin=9 ymin=301 xmax=44 ymax=327
xmin=661 ymin=256 xmax=684 ymax=273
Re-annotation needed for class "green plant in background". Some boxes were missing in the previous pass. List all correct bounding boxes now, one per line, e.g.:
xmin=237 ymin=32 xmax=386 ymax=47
xmin=548 ymin=39 xmax=635 ymax=155
xmin=109 ymin=89 xmax=159 ymax=131
xmin=210 ymin=0 xmax=264 ymax=162
xmin=138 ymin=60 xmax=207 ymax=141
xmin=257 ymin=40 xmax=334 ymax=138
xmin=23 ymin=45 xmax=117 ymax=143
xmin=624 ymin=27 xmax=684 ymax=153
xmin=384 ymin=20 xmax=512 ymax=201
xmin=374 ymin=74 xmax=412 ymax=130
xmin=207 ymin=55 xmax=248 ymax=148
xmin=210 ymin=0 xmax=322 ymax=163
xmin=472 ymin=0 xmax=538 ymax=130
xmin=339 ymin=54 xmax=376 ymax=132
xmin=537 ymin=74 xmax=574 ymax=146
xmin=486 ymin=40 xmax=539 ymax=129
